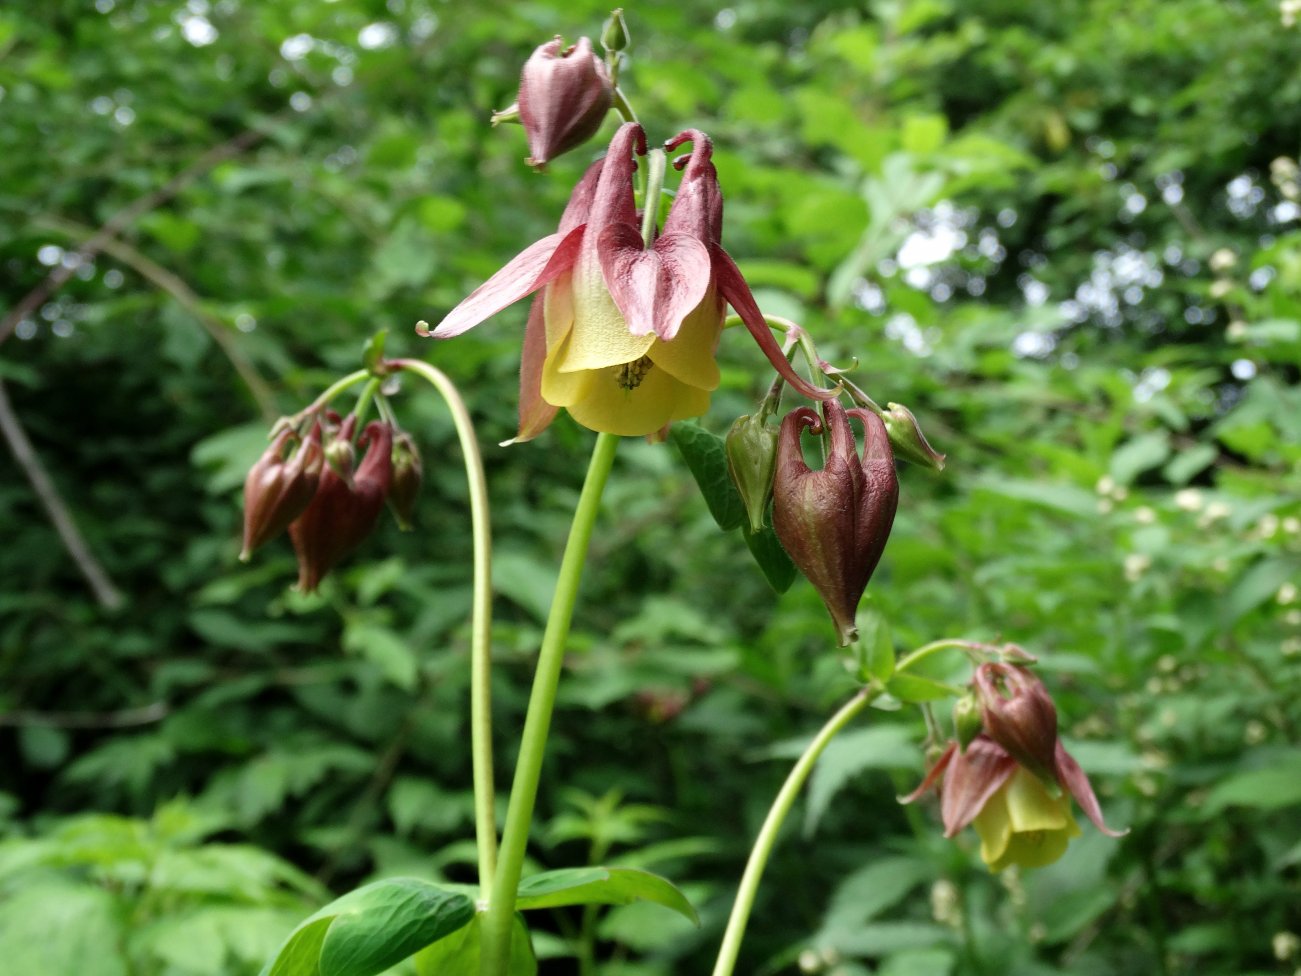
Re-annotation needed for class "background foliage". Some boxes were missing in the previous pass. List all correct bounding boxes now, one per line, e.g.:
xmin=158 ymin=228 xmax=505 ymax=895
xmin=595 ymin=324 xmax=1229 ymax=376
xmin=2 ymin=0 xmax=1299 ymax=974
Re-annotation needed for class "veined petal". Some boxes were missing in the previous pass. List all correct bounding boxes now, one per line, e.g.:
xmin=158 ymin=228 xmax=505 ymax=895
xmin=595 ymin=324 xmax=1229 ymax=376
xmin=431 ymin=226 xmax=585 ymax=339
xmin=900 ymin=741 xmax=957 ymax=804
xmin=646 ymin=288 xmax=723 ymax=390
xmin=561 ymin=245 xmax=655 ymax=372
xmin=712 ymin=244 xmax=836 ymax=401
xmin=940 ymin=737 xmax=1017 ymax=837
xmin=1055 ymin=741 xmax=1128 ymax=837
xmin=599 ymin=225 xmax=712 ymax=340
xmin=507 ymin=293 xmax=558 ymax=444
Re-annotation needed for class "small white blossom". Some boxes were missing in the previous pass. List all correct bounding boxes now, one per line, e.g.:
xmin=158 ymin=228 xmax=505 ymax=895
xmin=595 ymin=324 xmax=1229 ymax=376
xmin=1175 ymin=488 xmax=1204 ymax=512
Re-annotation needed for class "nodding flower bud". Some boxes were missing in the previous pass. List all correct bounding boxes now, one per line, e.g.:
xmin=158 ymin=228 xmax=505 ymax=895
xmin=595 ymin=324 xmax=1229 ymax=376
xmin=973 ymin=662 xmax=1060 ymax=784
xmin=726 ymin=413 xmax=779 ymax=534
xmin=517 ymin=36 xmax=613 ymax=169
xmin=388 ymin=432 xmax=422 ymax=532
xmin=601 ymin=8 xmax=630 ymax=53
xmin=771 ymin=400 xmax=900 ymax=646
xmin=882 ymin=402 xmax=946 ymax=470
xmin=952 ymin=692 xmax=984 ymax=750
xmin=240 ymin=424 xmax=324 ymax=561
xmin=288 ymin=418 xmax=393 ymax=593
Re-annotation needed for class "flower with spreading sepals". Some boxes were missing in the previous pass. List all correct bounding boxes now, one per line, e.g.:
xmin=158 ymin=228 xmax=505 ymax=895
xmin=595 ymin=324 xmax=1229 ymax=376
xmin=426 ymin=122 xmax=833 ymax=440
xmin=770 ymin=400 xmax=899 ymax=646
xmin=902 ymin=667 xmax=1126 ymax=872
xmin=516 ymin=36 xmax=613 ymax=169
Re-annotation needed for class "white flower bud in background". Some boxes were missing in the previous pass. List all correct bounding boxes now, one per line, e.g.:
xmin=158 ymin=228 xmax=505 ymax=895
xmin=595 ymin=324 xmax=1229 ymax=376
xmin=1174 ymin=488 xmax=1204 ymax=512
xmin=1209 ymin=248 xmax=1237 ymax=272
xmin=1125 ymin=553 xmax=1152 ymax=582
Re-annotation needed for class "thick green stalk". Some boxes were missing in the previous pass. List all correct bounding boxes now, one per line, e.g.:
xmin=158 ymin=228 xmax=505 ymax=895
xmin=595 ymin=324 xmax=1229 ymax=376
xmin=480 ymin=432 xmax=620 ymax=975
xmin=710 ymin=688 xmax=877 ymax=976
xmin=389 ymin=359 xmax=498 ymax=894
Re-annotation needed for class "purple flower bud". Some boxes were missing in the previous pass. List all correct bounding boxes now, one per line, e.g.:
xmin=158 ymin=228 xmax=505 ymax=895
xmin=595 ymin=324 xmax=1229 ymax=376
xmin=973 ymin=662 xmax=1060 ymax=784
xmin=388 ymin=431 xmax=422 ymax=532
xmin=517 ymin=36 xmax=613 ymax=169
xmin=240 ymin=424 xmax=323 ymax=560
xmin=288 ymin=418 xmax=393 ymax=592
xmin=771 ymin=400 xmax=899 ymax=646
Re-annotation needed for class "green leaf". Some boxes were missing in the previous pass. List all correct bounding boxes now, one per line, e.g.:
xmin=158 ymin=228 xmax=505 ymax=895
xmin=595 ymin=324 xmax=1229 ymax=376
xmin=262 ymin=878 xmax=475 ymax=976
xmin=670 ymin=423 xmax=745 ymax=531
xmin=741 ymin=523 xmax=798 ymax=593
xmin=0 ymin=881 xmax=127 ymax=976
xmin=362 ymin=330 xmax=388 ymax=373
xmin=1202 ymin=755 xmax=1301 ymax=813
xmin=887 ymin=673 xmax=959 ymax=703
xmin=515 ymin=867 xmax=698 ymax=925
xmin=1110 ymin=431 xmax=1172 ymax=484
xmin=1224 ymin=559 xmax=1296 ymax=623
xmin=1162 ymin=443 xmax=1217 ymax=485
xmin=856 ymin=605 xmax=894 ymax=682
xmin=803 ymin=725 xmax=920 ymax=836
xmin=415 ymin=914 xmax=536 ymax=976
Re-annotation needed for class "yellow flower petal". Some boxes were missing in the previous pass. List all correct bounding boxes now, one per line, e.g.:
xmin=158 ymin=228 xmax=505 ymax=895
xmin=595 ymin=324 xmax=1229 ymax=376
xmin=646 ymin=291 xmax=723 ymax=391
xmin=559 ymin=250 xmax=655 ymax=372
xmin=972 ymin=767 xmax=1081 ymax=873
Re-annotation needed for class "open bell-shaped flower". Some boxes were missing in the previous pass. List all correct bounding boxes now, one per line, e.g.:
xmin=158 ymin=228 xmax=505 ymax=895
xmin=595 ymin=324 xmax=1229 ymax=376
xmin=240 ymin=423 xmax=323 ymax=560
xmin=426 ymin=122 xmax=833 ymax=441
xmin=770 ymin=400 xmax=899 ymax=646
xmin=516 ymin=36 xmax=613 ymax=169
xmin=288 ymin=417 xmax=393 ymax=592
xmin=902 ymin=734 xmax=1126 ymax=872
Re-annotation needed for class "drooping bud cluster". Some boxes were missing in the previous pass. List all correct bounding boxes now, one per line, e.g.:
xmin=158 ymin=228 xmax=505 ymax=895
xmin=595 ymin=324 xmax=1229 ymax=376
xmin=241 ymin=411 xmax=420 ymax=592
xmin=516 ymin=36 xmax=613 ymax=169
xmin=770 ymin=400 xmax=899 ymax=646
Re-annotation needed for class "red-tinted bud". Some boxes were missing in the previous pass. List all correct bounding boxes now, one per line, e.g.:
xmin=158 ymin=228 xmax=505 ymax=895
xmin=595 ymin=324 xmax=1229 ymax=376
xmin=517 ymin=36 xmax=613 ymax=169
xmin=388 ymin=432 xmax=422 ymax=532
xmin=726 ymin=413 xmax=779 ymax=534
xmin=288 ymin=419 xmax=393 ymax=592
xmin=973 ymin=662 xmax=1059 ymax=784
xmin=771 ymin=400 xmax=899 ymax=646
xmin=240 ymin=424 xmax=323 ymax=560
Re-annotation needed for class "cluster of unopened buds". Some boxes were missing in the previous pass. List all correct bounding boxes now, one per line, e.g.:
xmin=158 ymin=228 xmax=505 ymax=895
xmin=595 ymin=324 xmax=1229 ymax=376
xmin=240 ymin=409 xmax=421 ymax=591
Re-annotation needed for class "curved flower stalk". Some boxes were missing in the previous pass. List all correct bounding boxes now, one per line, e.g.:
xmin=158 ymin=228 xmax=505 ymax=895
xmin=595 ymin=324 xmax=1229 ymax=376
xmin=426 ymin=122 xmax=833 ymax=439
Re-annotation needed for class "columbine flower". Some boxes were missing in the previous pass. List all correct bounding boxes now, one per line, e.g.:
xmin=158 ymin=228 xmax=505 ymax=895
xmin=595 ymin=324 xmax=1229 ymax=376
xmin=770 ymin=400 xmax=899 ymax=645
xmin=903 ymin=664 xmax=1125 ymax=872
xmin=427 ymin=122 xmax=831 ymax=440
xmin=516 ymin=36 xmax=613 ymax=169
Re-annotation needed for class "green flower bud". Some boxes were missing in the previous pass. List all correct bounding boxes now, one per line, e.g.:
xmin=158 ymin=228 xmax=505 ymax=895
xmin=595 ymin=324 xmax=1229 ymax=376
xmin=601 ymin=8 xmax=630 ymax=53
xmin=882 ymin=402 xmax=945 ymax=470
xmin=952 ymin=692 xmax=983 ymax=750
xmin=725 ymin=413 xmax=779 ymax=534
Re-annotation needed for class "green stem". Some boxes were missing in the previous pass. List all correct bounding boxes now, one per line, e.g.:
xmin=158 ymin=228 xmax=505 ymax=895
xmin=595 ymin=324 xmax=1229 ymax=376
xmin=389 ymin=359 xmax=498 ymax=895
xmin=480 ymin=431 xmax=621 ymax=976
xmin=298 ymin=368 xmax=370 ymax=419
xmin=352 ymin=377 xmax=381 ymax=421
xmin=640 ymin=148 xmax=666 ymax=246
xmin=895 ymin=638 xmax=999 ymax=675
xmin=612 ymin=87 xmax=640 ymax=125
xmin=710 ymin=687 xmax=877 ymax=976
